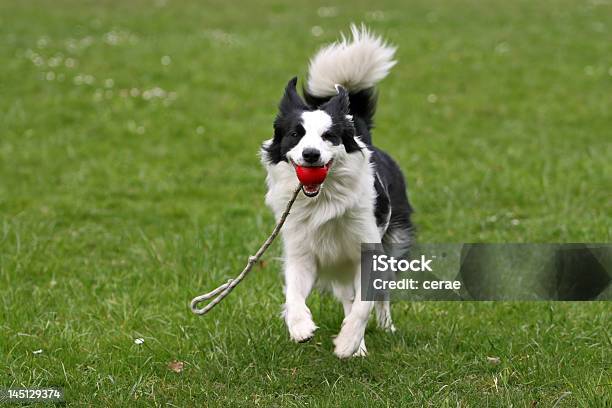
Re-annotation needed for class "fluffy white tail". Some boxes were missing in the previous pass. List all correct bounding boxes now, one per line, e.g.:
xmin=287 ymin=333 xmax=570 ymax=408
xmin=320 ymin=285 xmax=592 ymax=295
xmin=306 ymin=24 xmax=397 ymax=97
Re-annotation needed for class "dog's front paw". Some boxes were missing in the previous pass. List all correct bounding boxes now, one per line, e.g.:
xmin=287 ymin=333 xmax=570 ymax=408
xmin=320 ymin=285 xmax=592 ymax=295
xmin=287 ymin=317 xmax=318 ymax=343
xmin=333 ymin=321 xmax=364 ymax=358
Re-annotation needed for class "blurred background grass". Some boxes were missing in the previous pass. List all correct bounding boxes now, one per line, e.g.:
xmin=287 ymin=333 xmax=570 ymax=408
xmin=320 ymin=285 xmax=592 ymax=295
xmin=0 ymin=0 xmax=610 ymax=406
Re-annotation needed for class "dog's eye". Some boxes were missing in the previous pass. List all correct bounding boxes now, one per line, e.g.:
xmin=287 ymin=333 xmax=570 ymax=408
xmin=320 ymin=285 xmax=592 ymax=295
xmin=322 ymin=132 xmax=332 ymax=140
xmin=290 ymin=131 xmax=298 ymax=138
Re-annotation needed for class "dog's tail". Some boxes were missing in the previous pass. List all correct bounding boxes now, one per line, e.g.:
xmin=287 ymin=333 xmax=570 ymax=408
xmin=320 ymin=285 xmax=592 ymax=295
xmin=304 ymin=23 xmax=396 ymax=131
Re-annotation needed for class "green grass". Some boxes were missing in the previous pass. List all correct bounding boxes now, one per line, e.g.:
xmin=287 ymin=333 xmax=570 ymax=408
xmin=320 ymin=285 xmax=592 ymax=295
xmin=1 ymin=0 xmax=611 ymax=406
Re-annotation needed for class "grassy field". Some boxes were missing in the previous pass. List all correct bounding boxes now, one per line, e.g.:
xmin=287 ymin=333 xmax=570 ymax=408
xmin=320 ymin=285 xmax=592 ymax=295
xmin=1 ymin=0 xmax=611 ymax=406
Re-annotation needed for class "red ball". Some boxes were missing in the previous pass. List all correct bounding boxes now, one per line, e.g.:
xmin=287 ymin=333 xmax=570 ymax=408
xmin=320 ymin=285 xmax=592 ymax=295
xmin=295 ymin=165 xmax=328 ymax=185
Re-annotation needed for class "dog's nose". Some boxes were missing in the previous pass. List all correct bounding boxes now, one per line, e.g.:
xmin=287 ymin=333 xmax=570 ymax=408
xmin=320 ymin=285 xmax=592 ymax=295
xmin=302 ymin=148 xmax=321 ymax=164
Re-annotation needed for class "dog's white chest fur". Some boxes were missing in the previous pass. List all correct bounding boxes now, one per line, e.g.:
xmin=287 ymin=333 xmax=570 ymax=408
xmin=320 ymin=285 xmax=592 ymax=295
xmin=289 ymin=205 xmax=364 ymax=268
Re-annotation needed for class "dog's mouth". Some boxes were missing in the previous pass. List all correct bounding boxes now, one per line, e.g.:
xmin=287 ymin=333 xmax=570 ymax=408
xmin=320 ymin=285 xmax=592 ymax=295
xmin=302 ymin=184 xmax=321 ymax=197
xmin=292 ymin=160 xmax=333 ymax=198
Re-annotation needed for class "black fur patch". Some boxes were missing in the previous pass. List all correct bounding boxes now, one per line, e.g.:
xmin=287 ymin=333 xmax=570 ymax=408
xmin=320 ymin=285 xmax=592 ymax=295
xmin=370 ymin=146 xmax=414 ymax=247
xmin=264 ymin=77 xmax=309 ymax=164
xmin=374 ymin=175 xmax=391 ymax=229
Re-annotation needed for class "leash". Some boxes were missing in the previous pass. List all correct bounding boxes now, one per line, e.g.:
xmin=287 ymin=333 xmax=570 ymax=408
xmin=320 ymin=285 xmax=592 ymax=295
xmin=190 ymin=184 xmax=302 ymax=315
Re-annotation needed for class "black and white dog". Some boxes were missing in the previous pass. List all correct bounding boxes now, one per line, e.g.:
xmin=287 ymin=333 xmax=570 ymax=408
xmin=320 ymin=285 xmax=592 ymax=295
xmin=261 ymin=25 xmax=413 ymax=358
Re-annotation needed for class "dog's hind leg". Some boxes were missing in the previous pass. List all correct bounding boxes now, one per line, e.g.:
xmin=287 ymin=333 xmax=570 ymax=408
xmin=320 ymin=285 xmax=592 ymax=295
xmin=376 ymin=224 xmax=412 ymax=334
xmin=375 ymin=301 xmax=396 ymax=333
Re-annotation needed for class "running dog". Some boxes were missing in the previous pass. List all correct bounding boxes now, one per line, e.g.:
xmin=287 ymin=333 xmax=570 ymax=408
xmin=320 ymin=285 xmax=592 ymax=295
xmin=261 ymin=24 xmax=413 ymax=358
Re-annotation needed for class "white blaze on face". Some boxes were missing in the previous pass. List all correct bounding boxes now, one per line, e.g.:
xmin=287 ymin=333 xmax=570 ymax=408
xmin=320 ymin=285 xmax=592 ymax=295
xmin=287 ymin=110 xmax=334 ymax=166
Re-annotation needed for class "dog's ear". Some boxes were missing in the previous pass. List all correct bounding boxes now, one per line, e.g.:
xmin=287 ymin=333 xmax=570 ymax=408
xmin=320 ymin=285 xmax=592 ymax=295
xmin=323 ymin=85 xmax=360 ymax=153
xmin=278 ymin=77 xmax=308 ymax=115
xmin=322 ymin=84 xmax=349 ymax=116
